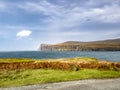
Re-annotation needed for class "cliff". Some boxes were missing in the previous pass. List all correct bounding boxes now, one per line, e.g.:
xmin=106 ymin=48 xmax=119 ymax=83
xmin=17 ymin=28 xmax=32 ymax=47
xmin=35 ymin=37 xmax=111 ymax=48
xmin=40 ymin=39 xmax=120 ymax=51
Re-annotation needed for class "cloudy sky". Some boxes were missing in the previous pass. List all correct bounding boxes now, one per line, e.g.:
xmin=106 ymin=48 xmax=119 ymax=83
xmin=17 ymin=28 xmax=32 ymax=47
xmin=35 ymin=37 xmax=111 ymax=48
xmin=0 ymin=0 xmax=120 ymax=51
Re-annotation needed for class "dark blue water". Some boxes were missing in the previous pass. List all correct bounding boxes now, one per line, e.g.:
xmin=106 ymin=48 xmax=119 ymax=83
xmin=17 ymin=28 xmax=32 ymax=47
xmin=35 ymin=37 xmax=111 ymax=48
xmin=0 ymin=51 xmax=120 ymax=62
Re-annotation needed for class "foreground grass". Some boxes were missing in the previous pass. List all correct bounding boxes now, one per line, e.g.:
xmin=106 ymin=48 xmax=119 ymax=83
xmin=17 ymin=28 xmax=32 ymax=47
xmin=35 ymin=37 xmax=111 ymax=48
xmin=0 ymin=57 xmax=120 ymax=87
xmin=0 ymin=69 xmax=120 ymax=87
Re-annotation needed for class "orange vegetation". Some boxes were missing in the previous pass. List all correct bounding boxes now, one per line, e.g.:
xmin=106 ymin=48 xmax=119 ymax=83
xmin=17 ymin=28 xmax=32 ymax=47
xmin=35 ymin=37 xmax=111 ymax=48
xmin=0 ymin=58 xmax=120 ymax=71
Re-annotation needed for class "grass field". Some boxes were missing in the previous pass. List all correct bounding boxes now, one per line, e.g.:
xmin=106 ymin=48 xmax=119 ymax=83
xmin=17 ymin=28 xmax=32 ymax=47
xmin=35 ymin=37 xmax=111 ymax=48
xmin=0 ymin=57 xmax=120 ymax=87
xmin=0 ymin=69 xmax=120 ymax=87
xmin=0 ymin=57 xmax=96 ymax=63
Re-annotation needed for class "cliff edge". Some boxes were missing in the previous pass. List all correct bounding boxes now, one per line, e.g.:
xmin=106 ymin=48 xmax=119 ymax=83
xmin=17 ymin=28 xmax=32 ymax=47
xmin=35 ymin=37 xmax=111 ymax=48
xmin=39 ymin=39 xmax=120 ymax=51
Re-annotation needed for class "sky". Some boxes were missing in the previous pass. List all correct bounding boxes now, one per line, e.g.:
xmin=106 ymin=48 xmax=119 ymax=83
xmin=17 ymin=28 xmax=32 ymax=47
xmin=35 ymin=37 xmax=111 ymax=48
xmin=0 ymin=0 xmax=120 ymax=51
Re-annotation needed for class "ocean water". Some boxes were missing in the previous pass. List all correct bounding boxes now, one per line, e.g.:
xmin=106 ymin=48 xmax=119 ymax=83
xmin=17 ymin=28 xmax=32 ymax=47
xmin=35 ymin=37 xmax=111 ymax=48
xmin=0 ymin=51 xmax=120 ymax=62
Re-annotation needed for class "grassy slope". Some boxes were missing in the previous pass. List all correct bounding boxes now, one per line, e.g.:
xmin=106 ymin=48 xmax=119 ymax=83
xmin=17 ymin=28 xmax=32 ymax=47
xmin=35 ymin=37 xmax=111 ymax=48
xmin=0 ymin=69 xmax=120 ymax=87
xmin=0 ymin=58 xmax=35 ymax=63
xmin=0 ymin=57 xmax=96 ymax=63
xmin=0 ymin=57 xmax=120 ymax=87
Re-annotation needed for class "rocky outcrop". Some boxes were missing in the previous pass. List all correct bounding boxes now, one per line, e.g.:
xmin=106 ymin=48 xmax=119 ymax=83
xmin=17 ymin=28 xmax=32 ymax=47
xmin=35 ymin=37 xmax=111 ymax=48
xmin=39 ymin=39 xmax=120 ymax=51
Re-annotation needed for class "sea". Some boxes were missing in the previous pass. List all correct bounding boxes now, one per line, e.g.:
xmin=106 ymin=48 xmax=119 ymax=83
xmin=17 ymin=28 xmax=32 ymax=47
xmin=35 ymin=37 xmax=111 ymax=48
xmin=0 ymin=51 xmax=120 ymax=62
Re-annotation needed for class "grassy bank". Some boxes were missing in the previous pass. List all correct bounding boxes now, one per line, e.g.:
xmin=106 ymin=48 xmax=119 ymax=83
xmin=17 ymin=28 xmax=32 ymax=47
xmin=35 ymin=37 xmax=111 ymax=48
xmin=0 ymin=57 xmax=120 ymax=87
xmin=0 ymin=69 xmax=120 ymax=87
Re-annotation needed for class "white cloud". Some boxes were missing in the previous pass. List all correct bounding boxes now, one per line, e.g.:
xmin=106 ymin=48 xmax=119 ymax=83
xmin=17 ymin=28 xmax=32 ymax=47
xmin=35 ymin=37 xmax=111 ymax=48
xmin=18 ymin=1 xmax=63 ymax=17
xmin=2 ymin=0 xmax=120 ymax=41
xmin=16 ymin=0 xmax=120 ymax=42
xmin=16 ymin=30 xmax=32 ymax=38
xmin=3 ymin=0 xmax=118 ymax=34
xmin=19 ymin=0 xmax=120 ymax=31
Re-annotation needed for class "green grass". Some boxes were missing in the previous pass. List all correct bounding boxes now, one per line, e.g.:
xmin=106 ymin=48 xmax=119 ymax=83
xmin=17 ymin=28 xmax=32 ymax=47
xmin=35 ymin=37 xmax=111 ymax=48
xmin=0 ymin=57 xmax=120 ymax=87
xmin=0 ymin=58 xmax=35 ymax=63
xmin=0 ymin=69 xmax=120 ymax=87
xmin=0 ymin=57 xmax=97 ymax=63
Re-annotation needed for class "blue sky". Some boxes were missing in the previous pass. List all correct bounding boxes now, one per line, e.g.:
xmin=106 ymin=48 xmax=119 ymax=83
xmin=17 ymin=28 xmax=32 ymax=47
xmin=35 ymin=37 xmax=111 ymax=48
xmin=0 ymin=0 xmax=120 ymax=51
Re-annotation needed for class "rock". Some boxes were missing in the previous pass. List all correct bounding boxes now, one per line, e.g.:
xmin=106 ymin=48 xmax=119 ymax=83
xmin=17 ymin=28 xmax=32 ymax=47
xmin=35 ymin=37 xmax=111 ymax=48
xmin=39 ymin=39 xmax=120 ymax=51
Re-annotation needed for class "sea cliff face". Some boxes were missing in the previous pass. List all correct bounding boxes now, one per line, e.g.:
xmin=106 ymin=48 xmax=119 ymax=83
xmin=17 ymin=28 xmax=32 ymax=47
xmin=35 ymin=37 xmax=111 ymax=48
xmin=40 ymin=39 xmax=120 ymax=51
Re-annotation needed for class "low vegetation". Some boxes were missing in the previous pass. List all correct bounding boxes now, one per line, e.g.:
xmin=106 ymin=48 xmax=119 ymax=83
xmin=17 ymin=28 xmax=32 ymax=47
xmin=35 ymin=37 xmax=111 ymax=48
xmin=0 ymin=58 xmax=34 ymax=63
xmin=0 ymin=69 xmax=120 ymax=87
xmin=0 ymin=57 xmax=120 ymax=71
xmin=0 ymin=57 xmax=120 ymax=87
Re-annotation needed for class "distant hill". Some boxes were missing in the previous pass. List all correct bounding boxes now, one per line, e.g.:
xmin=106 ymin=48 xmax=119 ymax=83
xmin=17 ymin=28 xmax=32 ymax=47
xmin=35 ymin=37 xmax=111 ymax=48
xmin=40 ymin=39 xmax=120 ymax=51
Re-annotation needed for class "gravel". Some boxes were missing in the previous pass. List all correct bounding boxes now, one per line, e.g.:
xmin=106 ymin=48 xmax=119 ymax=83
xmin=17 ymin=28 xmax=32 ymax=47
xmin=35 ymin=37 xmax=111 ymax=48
xmin=0 ymin=78 xmax=120 ymax=90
